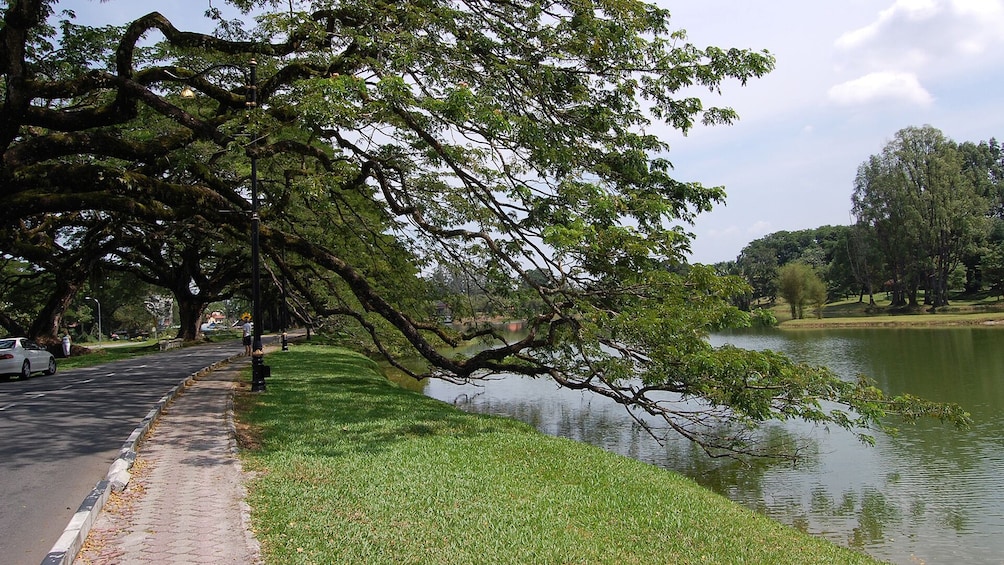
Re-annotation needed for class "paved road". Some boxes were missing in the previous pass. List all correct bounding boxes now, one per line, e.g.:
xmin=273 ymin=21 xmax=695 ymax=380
xmin=0 ymin=340 xmax=244 ymax=565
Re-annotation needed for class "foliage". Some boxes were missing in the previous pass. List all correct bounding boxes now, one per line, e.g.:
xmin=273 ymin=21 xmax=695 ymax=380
xmin=777 ymin=262 xmax=826 ymax=320
xmin=0 ymin=0 xmax=969 ymax=459
xmin=806 ymin=272 xmax=828 ymax=318
xmin=735 ymin=226 xmax=852 ymax=305
xmin=749 ymin=307 xmax=778 ymax=327
xmin=777 ymin=263 xmax=805 ymax=319
xmin=736 ymin=237 xmax=780 ymax=303
xmin=852 ymin=126 xmax=989 ymax=309
xmin=983 ymin=242 xmax=1004 ymax=299
xmin=0 ymin=257 xmax=42 ymax=337
xmin=713 ymin=260 xmax=753 ymax=311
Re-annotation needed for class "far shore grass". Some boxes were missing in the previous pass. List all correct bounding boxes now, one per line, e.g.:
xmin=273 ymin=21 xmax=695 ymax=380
xmin=234 ymin=345 xmax=879 ymax=564
xmin=772 ymin=294 xmax=1004 ymax=329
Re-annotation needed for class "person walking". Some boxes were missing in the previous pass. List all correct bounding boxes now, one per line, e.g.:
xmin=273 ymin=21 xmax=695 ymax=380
xmin=241 ymin=315 xmax=253 ymax=356
xmin=61 ymin=333 xmax=71 ymax=357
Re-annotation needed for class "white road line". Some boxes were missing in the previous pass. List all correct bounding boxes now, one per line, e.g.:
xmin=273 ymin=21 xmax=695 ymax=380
xmin=0 ymin=403 xmax=16 ymax=411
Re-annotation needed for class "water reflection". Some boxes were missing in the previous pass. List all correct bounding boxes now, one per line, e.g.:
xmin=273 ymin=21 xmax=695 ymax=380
xmin=388 ymin=326 xmax=1004 ymax=564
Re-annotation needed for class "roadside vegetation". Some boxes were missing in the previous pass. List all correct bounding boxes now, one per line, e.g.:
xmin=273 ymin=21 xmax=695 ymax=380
xmin=54 ymin=330 xmax=241 ymax=371
xmin=55 ymin=340 xmax=162 ymax=371
xmin=235 ymin=345 xmax=880 ymax=565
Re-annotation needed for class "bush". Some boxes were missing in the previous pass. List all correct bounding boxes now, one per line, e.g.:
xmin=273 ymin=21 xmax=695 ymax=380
xmin=750 ymin=308 xmax=778 ymax=327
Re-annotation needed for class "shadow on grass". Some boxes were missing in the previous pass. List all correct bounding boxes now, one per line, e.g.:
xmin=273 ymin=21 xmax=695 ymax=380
xmin=241 ymin=346 xmax=527 ymax=458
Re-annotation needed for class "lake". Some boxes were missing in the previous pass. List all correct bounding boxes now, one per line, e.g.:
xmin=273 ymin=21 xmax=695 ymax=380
xmin=401 ymin=326 xmax=1004 ymax=564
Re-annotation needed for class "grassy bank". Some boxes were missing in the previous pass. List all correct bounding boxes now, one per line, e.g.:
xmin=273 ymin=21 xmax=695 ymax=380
xmin=236 ymin=345 xmax=878 ymax=564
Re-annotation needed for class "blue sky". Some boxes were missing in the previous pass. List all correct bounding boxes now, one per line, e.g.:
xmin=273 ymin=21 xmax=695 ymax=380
xmin=662 ymin=0 xmax=1004 ymax=263
xmin=67 ymin=0 xmax=1004 ymax=263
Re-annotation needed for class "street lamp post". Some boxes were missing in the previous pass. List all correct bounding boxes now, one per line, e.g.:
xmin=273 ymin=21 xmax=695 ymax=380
xmin=177 ymin=59 xmax=267 ymax=391
xmin=85 ymin=296 xmax=101 ymax=343
xmin=247 ymin=59 xmax=267 ymax=392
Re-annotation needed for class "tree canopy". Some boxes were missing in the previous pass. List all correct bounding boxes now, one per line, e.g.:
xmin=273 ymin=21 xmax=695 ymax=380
xmin=0 ymin=0 xmax=968 ymax=459
xmin=852 ymin=126 xmax=990 ymax=308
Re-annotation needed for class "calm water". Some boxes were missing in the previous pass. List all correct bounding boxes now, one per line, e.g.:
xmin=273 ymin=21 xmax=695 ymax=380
xmin=403 ymin=326 xmax=1004 ymax=564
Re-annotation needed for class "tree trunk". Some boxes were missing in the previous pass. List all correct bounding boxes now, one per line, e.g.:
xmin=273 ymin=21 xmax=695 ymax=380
xmin=933 ymin=266 xmax=951 ymax=307
xmin=175 ymin=296 xmax=206 ymax=341
xmin=891 ymin=281 xmax=907 ymax=307
xmin=28 ymin=280 xmax=82 ymax=343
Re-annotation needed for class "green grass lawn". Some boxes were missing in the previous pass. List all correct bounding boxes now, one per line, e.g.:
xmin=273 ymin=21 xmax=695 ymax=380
xmin=236 ymin=345 xmax=880 ymax=564
xmin=55 ymin=331 xmax=241 ymax=371
xmin=56 ymin=340 xmax=163 ymax=370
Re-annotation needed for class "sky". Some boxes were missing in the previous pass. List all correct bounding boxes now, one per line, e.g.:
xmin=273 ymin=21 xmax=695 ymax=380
xmin=661 ymin=0 xmax=1004 ymax=263
xmin=64 ymin=0 xmax=1004 ymax=264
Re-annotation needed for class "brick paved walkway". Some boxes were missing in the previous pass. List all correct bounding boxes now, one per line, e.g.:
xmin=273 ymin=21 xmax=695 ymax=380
xmin=74 ymin=361 xmax=261 ymax=564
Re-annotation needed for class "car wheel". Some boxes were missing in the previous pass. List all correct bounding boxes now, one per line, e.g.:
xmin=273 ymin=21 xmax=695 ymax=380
xmin=45 ymin=357 xmax=57 ymax=376
xmin=20 ymin=360 xmax=31 ymax=380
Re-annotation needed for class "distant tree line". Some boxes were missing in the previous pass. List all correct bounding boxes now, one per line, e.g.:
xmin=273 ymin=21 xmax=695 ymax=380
xmin=717 ymin=125 xmax=1003 ymax=317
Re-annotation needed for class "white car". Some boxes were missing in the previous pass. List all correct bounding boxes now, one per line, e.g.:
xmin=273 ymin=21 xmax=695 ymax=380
xmin=0 ymin=337 xmax=57 ymax=379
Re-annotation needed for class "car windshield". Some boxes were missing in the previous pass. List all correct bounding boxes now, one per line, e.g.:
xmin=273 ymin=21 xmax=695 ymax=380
xmin=0 ymin=339 xmax=14 ymax=350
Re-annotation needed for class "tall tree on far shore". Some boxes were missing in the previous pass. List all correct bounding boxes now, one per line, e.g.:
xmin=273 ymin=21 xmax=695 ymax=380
xmin=958 ymin=139 xmax=1004 ymax=293
xmin=852 ymin=126 xmax=987 ymax=308
xmin=777 ymin=262 xmax=825 ymax=319
xmin=843 ymin=223 xmax=885 ymax=305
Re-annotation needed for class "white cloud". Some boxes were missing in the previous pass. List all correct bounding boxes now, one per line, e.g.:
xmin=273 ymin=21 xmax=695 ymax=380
xmin=835 ymin=0 xmax=1004 ymax=63
xmin=834 ymin=23 xmax=877 ymax=50
xmin=828 ymin=71 xmax=933 ymax=107
xmin=835 ymin=0 xmax=938 ymax=49
xmin=947 ymin=0 xmax=1004 ymax=55
xmin=951 ymin=0 xmax=1004 ymax=18
xmin=892 ymin=0 xmax=941 ymax=19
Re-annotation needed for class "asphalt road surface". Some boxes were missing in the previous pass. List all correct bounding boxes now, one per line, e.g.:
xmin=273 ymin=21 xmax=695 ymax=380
xmin=0 ymin=340 xmax=244 ymax=565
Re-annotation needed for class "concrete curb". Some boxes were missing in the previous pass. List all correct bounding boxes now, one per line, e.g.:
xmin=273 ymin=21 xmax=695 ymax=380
xmin=40 ymin=354 xmax=244 ymax=565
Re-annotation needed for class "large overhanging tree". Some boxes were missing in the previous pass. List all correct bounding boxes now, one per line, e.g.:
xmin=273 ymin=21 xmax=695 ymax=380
xmin=1 ymin=0 xmax=968 ymax=458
